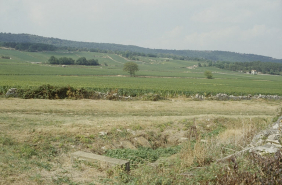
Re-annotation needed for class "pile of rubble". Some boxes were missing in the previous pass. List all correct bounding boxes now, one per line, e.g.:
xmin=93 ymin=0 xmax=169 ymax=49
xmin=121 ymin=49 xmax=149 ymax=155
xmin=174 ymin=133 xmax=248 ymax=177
xmin=193 ymin=93 xmax=282 ymax=101
xmin=249 ymin=116 xmax=282 ymax=155
xmin=5 ymin=88 xmax=17 ymax=97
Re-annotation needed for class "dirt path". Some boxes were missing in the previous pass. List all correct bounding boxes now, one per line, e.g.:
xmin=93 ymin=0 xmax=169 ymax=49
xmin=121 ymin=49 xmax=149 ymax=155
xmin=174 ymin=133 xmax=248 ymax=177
xmin=107 ymin=55 xmax=123 ymax=64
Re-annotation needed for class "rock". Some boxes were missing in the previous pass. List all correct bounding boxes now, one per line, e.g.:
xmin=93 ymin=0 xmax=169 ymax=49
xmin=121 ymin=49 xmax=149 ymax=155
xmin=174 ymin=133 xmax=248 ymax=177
xmin=126 ymin=129 xmax=136 ymax=135
xmin=249 ymin=116 xmax=282 ymax=155
xmin=5 ymin=88 xmax=17 ymax=97
xmin=120 ymin=140 xmax=136 ymax=149
xmin=266 ymin=139 xmax=280 ymax=145
xmin=133 ymin=137 xmax=151 ymax=148
xmin=101 ymin=144 xmax=116 ymax=150
xmin=194 ymin=94 xmax=204 ymax=100
xmin=267 ymin=134 xmax=280 ymax=140
xmin=250 ymin=143 xmax=279 ymax=154
xmin=99 ymin=131 xmax=108 ymax=136
xmin=179 ymin=137 xmax=189 ymax=143
xmin=273 ymin=124 xmax=279 ymax=129
xmin=166 ymin=135 xmax=180 ymax=144
xmin=251 ymin=139 xmax=264 ymax=147
xmin=71 ymin=151 xmax=130 ymax=171
xmin=200 ymin=139 xmax=207 ymax=143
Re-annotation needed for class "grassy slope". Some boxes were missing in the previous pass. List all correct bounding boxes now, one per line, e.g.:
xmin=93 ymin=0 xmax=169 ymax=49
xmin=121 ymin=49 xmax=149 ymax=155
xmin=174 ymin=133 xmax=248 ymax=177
xmin=1 ymin=49 xmax=282 ymax=95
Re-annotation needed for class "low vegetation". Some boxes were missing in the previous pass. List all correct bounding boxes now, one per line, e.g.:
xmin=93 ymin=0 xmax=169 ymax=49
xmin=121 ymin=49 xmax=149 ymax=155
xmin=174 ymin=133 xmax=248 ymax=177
xmin=0 ymin=98 xmax=281 ymax=184
xmin=1 ymin=55 xmax=10 ymax=59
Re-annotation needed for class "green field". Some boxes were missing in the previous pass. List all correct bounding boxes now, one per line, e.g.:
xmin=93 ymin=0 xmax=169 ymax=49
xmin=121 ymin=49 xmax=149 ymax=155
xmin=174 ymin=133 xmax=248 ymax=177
xmin=1 ymin=48 xmax=282 ymax=96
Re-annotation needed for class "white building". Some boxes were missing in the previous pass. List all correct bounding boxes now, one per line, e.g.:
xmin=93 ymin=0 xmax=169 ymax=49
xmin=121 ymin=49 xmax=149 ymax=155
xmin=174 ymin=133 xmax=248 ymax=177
xmin=251 ymin=70 xmax=257 ymax=75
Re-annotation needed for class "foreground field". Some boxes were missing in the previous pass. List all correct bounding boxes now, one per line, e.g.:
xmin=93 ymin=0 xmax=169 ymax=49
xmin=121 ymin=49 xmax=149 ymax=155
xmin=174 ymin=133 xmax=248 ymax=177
xmin=0 ymin=98 xmax=281 ymax=184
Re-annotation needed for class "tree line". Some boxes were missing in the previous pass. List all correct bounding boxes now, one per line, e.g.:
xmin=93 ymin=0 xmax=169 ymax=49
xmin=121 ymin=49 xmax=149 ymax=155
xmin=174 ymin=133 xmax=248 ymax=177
xmin=1 ymin=56 xmax=10 ymax=59
xmin=1 ymin=42 xmax=57 ymax=52
xmin=202 ymin=61 xmax=282 ymax=75
xmin=48 ymin=56 xmax=99 ymax=66
xmin=0 ymin=40 xmax=211 ymax=62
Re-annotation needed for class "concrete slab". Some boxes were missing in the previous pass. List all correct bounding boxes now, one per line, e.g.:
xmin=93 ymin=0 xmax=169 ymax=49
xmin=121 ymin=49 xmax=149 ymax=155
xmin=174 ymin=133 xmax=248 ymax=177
xmin=71 ymin=151 xmax=130 ymax=171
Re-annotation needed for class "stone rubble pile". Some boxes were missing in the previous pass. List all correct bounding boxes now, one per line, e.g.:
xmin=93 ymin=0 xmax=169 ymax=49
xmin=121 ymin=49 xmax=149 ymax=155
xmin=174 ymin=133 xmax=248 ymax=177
xmin=5 ymin=88 xmax=282 ymax=101
xmin=5 ymin=88 xmax=17 ymax=97
xmin=249 ymin=116 xmax=282 ymax=155
xmin=193 ymin=93 xmax=282 ymax=101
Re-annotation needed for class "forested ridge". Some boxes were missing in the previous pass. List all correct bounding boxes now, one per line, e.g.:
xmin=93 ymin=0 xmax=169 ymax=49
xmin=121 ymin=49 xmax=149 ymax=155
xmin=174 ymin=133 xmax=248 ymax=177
xmin=1 ymin=32 xmax=281 ymax=63
xmin=1 ymin=42 xmax=57 ymax=52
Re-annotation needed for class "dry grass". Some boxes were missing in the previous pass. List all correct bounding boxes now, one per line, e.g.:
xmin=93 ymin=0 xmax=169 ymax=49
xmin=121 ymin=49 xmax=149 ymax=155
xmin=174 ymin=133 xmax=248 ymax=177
xmin=0 ymin=98 xmax=280 ymax=184
xmin=0 ymin=98 xmax=279 ymax=116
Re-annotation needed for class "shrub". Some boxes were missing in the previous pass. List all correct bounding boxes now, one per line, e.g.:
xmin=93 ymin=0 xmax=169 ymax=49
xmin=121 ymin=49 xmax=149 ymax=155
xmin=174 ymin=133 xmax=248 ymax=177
xmin=17 ymin=85 xmax=89 ymax=99
xmin=204 ymin=71 xmax=213 ymax=79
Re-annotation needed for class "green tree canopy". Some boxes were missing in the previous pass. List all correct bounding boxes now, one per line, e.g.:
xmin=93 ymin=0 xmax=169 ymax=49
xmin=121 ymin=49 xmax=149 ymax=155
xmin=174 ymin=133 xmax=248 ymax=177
xmin=204 ymin=70 xmax=213 ymax=79
xmin=123 ymin=62 xmax=139 ymax=77
xmin=48 ymin=56 xmax=59 ymax=64
xmin=76 ymin=57 xmax=88 ymax=65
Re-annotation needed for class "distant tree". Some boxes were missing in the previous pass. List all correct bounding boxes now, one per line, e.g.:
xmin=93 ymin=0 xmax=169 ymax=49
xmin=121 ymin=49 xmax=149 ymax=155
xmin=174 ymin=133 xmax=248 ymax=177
xmin=76 ymin=57 xmax=99 ymax=65
xmin=1 ymin=56 xmax=10 ymax=59
xmin=198 ymin=63 xmax=202 ymax=67
xmin=48 ymin=56 xmax=59 ymax=64
xmin=123 ymin=62 xmax=139 ymax=77
xmin=204 ymin=70 xmax=213 ymax=79
xmin=59 ymin=57 xmax=74 ymax=65
xmin=147 ymin=54 xmax=157 ymax=58
xmin=76 ymin=57 xmax=88 ymax=65
xmin=87 ymin=59 xmax=99 ymax=66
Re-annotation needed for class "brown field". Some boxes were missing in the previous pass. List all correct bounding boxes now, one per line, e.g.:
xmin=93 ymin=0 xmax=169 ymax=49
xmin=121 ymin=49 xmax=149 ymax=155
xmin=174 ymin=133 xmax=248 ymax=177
xmin=0 ymin=98 xmax=281 ymax=184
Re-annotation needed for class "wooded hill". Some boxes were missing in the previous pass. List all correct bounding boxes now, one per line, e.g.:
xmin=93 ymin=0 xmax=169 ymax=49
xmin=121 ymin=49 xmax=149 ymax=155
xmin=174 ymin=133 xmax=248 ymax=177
xmin=1 ymin=32 xmax=281 ymax=63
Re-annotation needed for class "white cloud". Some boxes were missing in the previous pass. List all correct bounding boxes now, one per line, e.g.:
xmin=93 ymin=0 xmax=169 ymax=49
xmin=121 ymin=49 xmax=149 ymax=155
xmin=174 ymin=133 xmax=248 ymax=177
xmin=240 ymin=25 xmax=266 ymax=40
xmin=0 ymin=0 xmax=281 ymax=58
xmin=185 ymin=26 xmax=239 ymax=47
xmin=163 ymin=26 xmax=184 ymax=38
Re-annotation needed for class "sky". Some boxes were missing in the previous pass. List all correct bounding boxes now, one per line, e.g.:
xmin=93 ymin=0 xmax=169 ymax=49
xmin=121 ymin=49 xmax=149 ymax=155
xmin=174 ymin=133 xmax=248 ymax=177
xmin=1 ymin=0 xmax=282 ymax=59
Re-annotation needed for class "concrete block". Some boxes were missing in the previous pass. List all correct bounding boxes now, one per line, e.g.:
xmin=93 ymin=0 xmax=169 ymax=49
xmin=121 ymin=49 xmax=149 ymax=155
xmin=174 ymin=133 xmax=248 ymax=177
xmin=71 ymin=151 xmax=130 ymax=171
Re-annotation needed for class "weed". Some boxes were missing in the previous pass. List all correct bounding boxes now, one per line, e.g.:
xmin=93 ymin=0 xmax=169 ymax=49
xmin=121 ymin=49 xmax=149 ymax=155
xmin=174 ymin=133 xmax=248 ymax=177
xmin=29 ymin=174 xmax=44 ymax=184
xmin=105 ymin=146 xmax=181 ymax=167
xmin=31 ymin=161 xmax=53 ymax=171
xmin=52 ymin=175 xmax=78 ymax=185
xmin=131 ymin=124 xmax=143 ymax=131
xmin=156 ymin=121 xmax=173 ymax=132
xmin=19 ymin=144 xmax=37 ymax=159
xmin=0 ymin=135 xmax=15 ymax=146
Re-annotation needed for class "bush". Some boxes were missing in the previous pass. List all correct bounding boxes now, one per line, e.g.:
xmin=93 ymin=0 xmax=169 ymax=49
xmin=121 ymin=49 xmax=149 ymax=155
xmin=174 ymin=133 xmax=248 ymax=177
xmin=17 ymin=84 xmax=89 ymax=99
xmin=204 ymin=71 xmax=213 ymax=79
